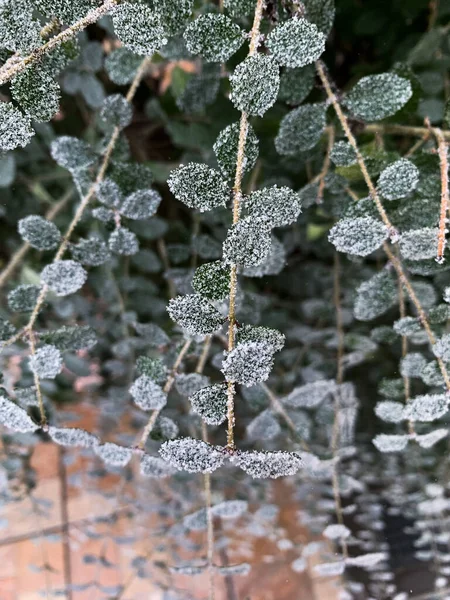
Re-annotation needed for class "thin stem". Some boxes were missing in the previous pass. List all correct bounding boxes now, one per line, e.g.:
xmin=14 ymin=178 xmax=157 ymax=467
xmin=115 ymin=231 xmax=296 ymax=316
xmin=317 ymin=126 xmax=335 ymax=203
xmin=434 ymin=128 xmax=449 ymax=263
xmin=365 ymin=123 xmax=450 ymax=141
xmin=333 ymin=253 xmax=344 ymax=387
xmin=28 ymin=330 xmax=46 ymax=426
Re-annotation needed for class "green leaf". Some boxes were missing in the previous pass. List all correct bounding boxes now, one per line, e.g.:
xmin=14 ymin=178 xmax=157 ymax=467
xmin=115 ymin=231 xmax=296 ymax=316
xmin=344 ymin=73 xmax=412 ymax=121
xmin=275 ymin=103 xmax=326 ymax=155
xmin=184 ymin=14 xmax=245 ymax=63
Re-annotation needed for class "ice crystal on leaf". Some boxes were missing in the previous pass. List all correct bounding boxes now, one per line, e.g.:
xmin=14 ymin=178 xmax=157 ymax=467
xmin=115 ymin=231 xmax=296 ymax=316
xmin=71 ymin=237 xmax=111 ymax=266
xmin=400 ymin=353 xmax=427 ymax=377
xmin=184 ymin=14 xmax=245 ymax=63
xmin=18 ymin=216 xmax=61 ymax=251
xmin=278 ymin=65 xmax=315 ymax=105
xmin=154 ymin=0 xmax=192 ymax=35
xmin=243 ymin=236 xmax=286 ymax=277
xmin=266 ymin=17 xmax=325 ymax=68
xmin=229 ymin=450 xmax=302 ymax=479
xmin=40 ymin=325 xmax=97 ymax=352
xmin=329 ymin=217 xmax=388 ymax=257
xmin=8 ymin=285 xmax=40 ymax=313
xmin=109 ymin=228 xmax=139 ymax=255
xmin=96 ymin=179 xmax=124 ymax=209
xmin=105 ymin=47 xmax=143 ymax=85
xmin=323 ymin=524 xmax=351 ymax=540
xmin=236 ymin=325 xmax=285 ymax=353
xmin=0 ymin=393 xmax=39 ymax=433
xmin=223 ymin=216 xmax=272 ymax=267
xmin=330 ymin=141 xmax=357 ymax=166
xmin=112 ymin=3 xmax=168 ymax=56
xmin=375 ymin=401 xmax=404 ymax=423
xmin=0 ymin=0 xmax=40 ymax=53
xmin=398 ymin=228 xmax=439 ymax=260
xmin=100 ymin=94 xmax=133 ymax=129
xmin=230 ymin=55 xmax=280 ymax=117
xmin=415 ymin=429 xmax=448 ymax=448
xmin=373 ymin=434 xmax=409 ymax=452
xmin=159 ymin=438 xmax=225 ymax=473
xmin=48 ymin=426 xmax=100 ymax=448
xmin=41 ymin=260 xmax=87 ymax=296
xmin=189 ymin=384 xmax=228 ymax=425
xmin=212 ymin=500 xmax=248 ymax=519
xmin=354 ymin=270 xmax=397 ymax=321
xmin=221 ymin=341 xmax=274 ymax=386
xmin=344 ymin=73 xmax=412 ymax=121
xmin=0 ymin=103 xmax=34 ymax=152
xmin=192 ymin=261 xmax=230 ymax=300
xmin=275 ymin=103 xmax=326 ymax=155
xmin=136 ymin=356 xmax=167 ymax=383
xmin=11 ymin=66 xmax=60 ymax=122
xmin=94 ymin=443 xmax=133 ymax=467
xmin=50 ymin=136 xmax=96 ymax=172
xmin=245 ymin=186 xmax=302 ymax=228
xmin=213 ymin=122 xmax=259 ymax=179
xmin=175 ymin=373 xmax=209 ymax=397
xmin=120 ymin=189 xmax=161 ymax=220
xmin=223 ymin=0 xmax=254 ymax=18
xmin=140 ymin=454 xmax=176 ymax=478
xmin=403 ymin=394 xmax=449 ymax=422
xmin=314 ymin=561 xmax=346 ymax=577
xmin=377 ymin=158 xmax=419 ymax=200
xmin=247 ymin=410 xmax=281 ymax=441
xmin=167 ymin=294 xmax=223 ymax=336
xmin=346 ymin=553 xmax=386 ymax=568
xmin=282 ymin=380 xmax=336 ymax=409
xmin=168 ymin=163 xmax=229 ymax=212
xmin=129 ymin=375 xmax=167 ymax=411
xmin=433 ymin=334 xmax=450 ymax=362
xmin=0 ymin=318 xmax=16 ymax=341
xmin=35 ymin=0 xmax=97 ymax=25
xmin=29 ymin=345 xmax=63 ymax=379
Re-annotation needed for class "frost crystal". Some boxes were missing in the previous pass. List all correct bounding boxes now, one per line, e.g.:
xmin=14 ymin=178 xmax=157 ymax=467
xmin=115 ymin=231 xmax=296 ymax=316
xmin=184 ymin=14 xmax=245 ymax=62
xmin=415 ymin=429 xmax=448 ymax=448
xmin=346 ymin=553 xmax=386 ymax=568
xmin=223 ymin=216 xmax=272 ymax=267
xmin=192 ymin=261 xmax=230 ymax=300
xmin=243 ymin=236 xmax=286 ymax=277
xmin=275 ymin=103 xmax=326 ymax=155
xmin=213 ymin=122 xmax=259 ymax=179
xmin=120 ymin=189 xmax=161 ymax=220
xmin=403 ymin=394 xmax=449 ymax=422
xmin=247 ymin=410 xmax=281 ymax=440
xmin=136 ymin=356 xmax=167 ymax=383
xmin=0 ymin=318 xmax=15 ymax=341
xmin=112 ymin=3 xmax=168 ymax=56
xmin=0 ymin=0 xmax=41 ymax=52
xmin=230 ymin=450 xmax=302 ymax=479
xmin=433 ymin=334 xmax=450 ymax=362
xmin=159 ymin=438 xmax=225 ymax=473
xmin=11 ymin=66 xmax=60 ymax=122
xmin=100 ymin=94 xmax=133 ymax=129
xmin=8 ymin=285 xmax=40 ymax=313
xmin=105 ymin=47 xmax=143 ymax=85
xmin=375 ymin=401 xmax=404 ymax=423
xmin=18 ymin=215 xmax=61 ymax=251
xmin=373 ymin=434 xmax=409 ymax=452
xmin=189 ymin=384 xmax=228 ymax=425
xmin=354 ymin=270 xmax=397 ymax=321
xmin=29 ymin=345 xmax=63 ymax=379
xmin=50 ymin=136 xmax=96 ymax=172
xmin=329 ymin=217 xmax=388 ymax=257
xmin=267 ymin=17 xmax=325 ymax=68
xmin=222 ymin=341 xmax=275 ymax=386
xmin=167 ymin=294 xmax=223 ymax=336
xmin=323 ymin=524 xmax=351 ymax=540
xmin=140 ymin=454 xmax=176 ymax=478
xmin=41 ymin=260 xmax=87 ymax=296
xmin=40 ymin=325 xmax=97 ymax=352
xmin=212 ymin=500 xmax=248 ymax=519
xmin=94 ymin=443 xmax=133 ymax=467
xmin=71 ymin=237 xmax=111 ymax=266
xmin=330 ymin=141 xmax=357 ymax=166
xmin=96 ymin=179 xmax=124 ymax=209
xmin=168 ymin=163 xmax=229 ymax=212
xmin=236 ymin=325 xmax=285 ymax=353
xmin=344 ymin=73 xmax=412 ymax=121
xmin=0 ymin=103 xmax=34 ymax=152
xmin=0 ymin=393 xmax=39 ymax=433
xmin=230 ymin=55 xmax=280 ymax=117
xmin=109 ymin=228 xmax=139 ymax=255
xmin=398 ymin=228 xmax=439 ymax=260
xmin=400 ymin=353 xmax=427 ymax=377
xmin=175 ymin=373 xmax=209 ymax=397
xmin=129 ymin=375 xmax=167 ymax=411
xmin=377 ymin=158 xmax=419 ymax=200
xmin=154 ymin=0 xmax=192 ymax=35
xmin=282 ymin=380 xmax=336 ymax=409
xmin=245 ymin=186 xmax=302 ymax=227
xmin=48 ymin=426 xmax=100 ymax=448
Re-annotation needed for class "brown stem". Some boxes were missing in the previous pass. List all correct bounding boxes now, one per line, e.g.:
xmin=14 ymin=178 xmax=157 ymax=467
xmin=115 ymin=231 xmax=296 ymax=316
xmin=365 ymin=123 xmax=450 ymax=141
xmin=434 ymin=128 xmax=449 ymax=263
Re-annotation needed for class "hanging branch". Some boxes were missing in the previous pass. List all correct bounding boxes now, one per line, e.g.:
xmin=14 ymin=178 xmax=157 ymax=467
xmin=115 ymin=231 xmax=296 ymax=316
xmin=433 ymin=127 xmax=449 ymax=263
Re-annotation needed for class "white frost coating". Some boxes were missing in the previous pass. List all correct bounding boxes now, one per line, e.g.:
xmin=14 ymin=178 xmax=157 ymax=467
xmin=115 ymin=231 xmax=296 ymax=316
xmin=236 ymin=324 xmax=285 ymax=352
xmin=345 ymin=553 xmax=386 ymax=568
xmin=375 ymin=401 xmax=404 ymax=423
xmin=245 ymin=186 xmax=302 ymax=228
xmin=243 ymin=236 xmax=286 ymax=277
xmin=100 ymin=94 xmax=133 ymax=129
xmin=400 ymin=353 xmax=427 ymax=378
xmin=403 ymin=394 xmax=449 ymax=422
xmin=96 ymin=179 xmax=124 ymax=208
xmin=329 ymin=217 xmax=388 ymax=257
xmin=105 ymin=47 xmax=143 ymax=85
xmin=247 ymin=410 xmax=281 ymax=441
xmin=0 ymin=103 xmax=34 ymax=152
xmin=398 ymin=228 xmax=439 ymax=260
xmin=112 ymin=2 xmax=168 ymax=56
xmin=41 ymin=260 xmax=87 ymax=296
xmin=0 ymin=394 xmax=39 ymax=432
xmin=344 ymin=73 xmax=412 ymax=121
xmin=140 ymin=454 xmax=176 ymax=478
xmin=211 ymin=500 xmax=248 ymax=519
xmin=129 ymin=375 xmax=167 ymax=411
xmin=109 ymin=227 xmax=139 ymax=255
xmin=18 ymin=215 xmax=61 ymax=251
xmin=323 ymin=524 xmax=351 ymax=540
xmin=314 ymin=561 xmax=346 ymax=577
xmin=11 ymin=66 xmax=60 ymax=123
xmin=433 ymin=333 xmax=450 ymax=362
xmin=275 ymin=103 xmax=326 ymax=155
xmin=120 ymin=189 xmax=162 ymax=220
xmin=184 ymin=13 xmax=245 ymax=63
xmin=330 ymin=141 xmax=357 ymax=166
xmin=377 ymin=158 xmax=419 ymax=200
xmin=230 ymin=55 xmax=280 ymax=117
xmin=223 ymin=216 xmax=272 ymax=267
xmin=184 ymin=508 xmax=207 ymax=530
xmin=159 ymin=438 xmax=225 ymax=473
xmin=373 ymin=433 xmax=409 ymax=452
xmin=213 ymin=122 xmax=259 ymax=178
xmin=189 ymin=383 xmax=228 ymax=425
xmin=167 ymin=294 xmax=223 ymax=336
xmin=217 ymin=563 xmax=251 ymax=576
xmin=50 ymin=136 xmax=96 ymax=171
xmin=48 ymin=426 xmax=100 ymax=448
xmin=282 ymin=380 xmax=336 ymax=409
xmin=354 ymin=270 xmax=397 ymax=321
xmin=266 ymin=17 xmax=325 ymax=68
xmin=94 ymin=443 xmax=133 ymax=467
xmin=29 ymin=344 xmax=63 ymax=379
xmin=291 ymin=557 xmax=307 ymax=573
xmin=229 ymin=450 xmax=302 ymax=479
xmin=222 ymin=341 xmax=274 ymax=386
xmin=175 ymin=373 xmax=209 ymax=397
xmin=167 ymin=163 xmax=229 ymax=212
xmin=415 ymin=429 xmax=448 ymax=448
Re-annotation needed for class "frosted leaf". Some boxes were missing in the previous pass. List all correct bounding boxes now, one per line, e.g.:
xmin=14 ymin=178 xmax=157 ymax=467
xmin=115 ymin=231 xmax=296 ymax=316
xmin=229 ymin=450 xmax=302 ymax=479
xmin=154 ymin=0 xmax=192 ymax=35
xmin=223 ymin=0 xmax=254 ymax=18
xmin=184 ymin=509 xmax=207 ymax=530
xmin=175 ymin=373 xmax=209 ymax=397
xmin=323 ymin=524 xmax=351 ymax=540
xmin=223 ymin=216 xmax=272 ymax=267
xmin=375 ymin=401 xmax=404 ymax=423
xmin=8 ymin=284 xmax=40 ymax=313
xmin=159 ymin=438 xmax=225 ymax=473
xmin=236 ymin=325 xmax=285 ymax=353
xmin=167 ymin=294 xmax=223 ymax=336
xmin=168 ymin=163 xmax=228 ymax=212
xmin=275 ymin=103 xmax=326 ymax=155
xmin=0 ymin=393 xmax=39 ymax=433
xmin=0 ymin=0 xmax=40 ymax=52
xmin=48 ymin=426 xmax=100 ymax=448
xmin=184 ymin=14 xmax=245 ymax=62
xmin=303 ymin=0 xmax=336 ymax=35
xmin=96 ymin=179 xmax=124 ymax=209
xmin=346 ymin=553 xmax=386 ymax=568
xmin=278 ymin=65 xmax=315 ymax=105
xmin=247 ymin=410 xmax=281 ymax=441
xmin=18 ymin=215 xmax=61 ymax=251
xmin=398 ymin=228 xmax=439 ymax=260
xmin=34 ymin=0 xmax=98 ymax=24
xmin=403 ymin=394 xmax=449 ymax=422
xmin=40 ymin=326 xmax=97 ymax=352
xmin=314 ymin=561 xmax=346 ymax=577
xmin=245 ymin=186 xmax=302 ymax=227
xmin=29 ymin=345 xmax=63 ymax=379
xmin=153 ymin=415 xmax=178 ymax=440
xmin=213 ymin=122 xmax=259 ymax=179
xmin=211 ymin=500 xmax=248 ymax=519
xmin=50 ymin=136 xmax=96 ymax=172
xmin=120 ymin=189 xmax=161 ymax=220
xmin=291 ymin=557 xmax=307 ymax=573
xmin=222 ymin=341 xmax=274 ymax=386
xmin=0 ymin=103 xmax=34 ymax=152
xmin=373 ymin=434 xmax=409 ymax=452
xmin=176 ymin=63 xmax=221 ymax=114
xmin=136 ymin=356 xmax=167 ymax=383
xmin=14 ymin=386 xmax=37 ymax=407
xmin=41 ymin=260 xmax=87 ymax=296
xmin=140 ymin=454 xmax=176 ymax=478
xmin=354 ymin=270 xmax=397 ymax=321
xmin=11 ymin=66 xmax=60 ymax=122
xmin=330 ymin=141 xmax=357 ymax=166
xmin=189 ymin=384 xmax=228 ymax=425
xmin=329 ymin=217 xmax=388 ymax=257
xmin=100 ymin=94 xmax=132 ymax=129
xmin=433 ymin=334 xmax=450 ymax=362
xmin=170 ymin=564 xmax=206 ymax=576
xmin=230 ymin=55 xmax=280 ymax=117
xmin=92 ymin=207 xmax=114 ymax=223
xmin=400 ymin=353 xmax=427 ymax=378
xmin=344 ymin=73 xmax=412 ymax=121
xmin=415 ymin=429 xmax=448 ymax=448
xmin=282 ymin=380 xmax=336 ymax=409
xmin=134 ymin=322 xmax=170 ymax=346
xmin=109 ymin=161 xmax=153 ymax=194
xmin=94 ymin=443 xmax=132 ymax=467
xmin=0 ymin=318 xmax=16 ymax=341
xmin=393 ymin=316 xmax=422 ymax=337
xmin=129 ymin=375 xmax=167 ymax=411
xmin=267 ymin=17 xmax=325 ymax=68
xmin=217 ymin=564 xmax=251 ymax=576
xmin=421 ymin=361 xmax=445 ymax=387
xmin=0 ymin=153 xmax=15 ymax=187
xmin=192 ymin=261 xmax=230 ymax=301
xmin=378 ymin=159 xmax=419 ymax=200
xmin=71 ymin=237 xmax=111 ymax=267
xmin=243 ymin=235 xmax=286 ymax=277
xmin=105 ymin=47 xmax=143 ymax=85
xmin=112 ymin=3 xmax=168 ymax=56
xmin=109 ymin=228 xmax=139 ymax=255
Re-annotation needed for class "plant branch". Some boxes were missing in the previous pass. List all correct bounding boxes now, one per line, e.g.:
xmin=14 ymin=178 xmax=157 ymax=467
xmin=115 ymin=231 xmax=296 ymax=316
xmin=433 ymin=127 xmax=449 ymax=263
xmin=365 ymin=123 xmax=450 ymax=141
